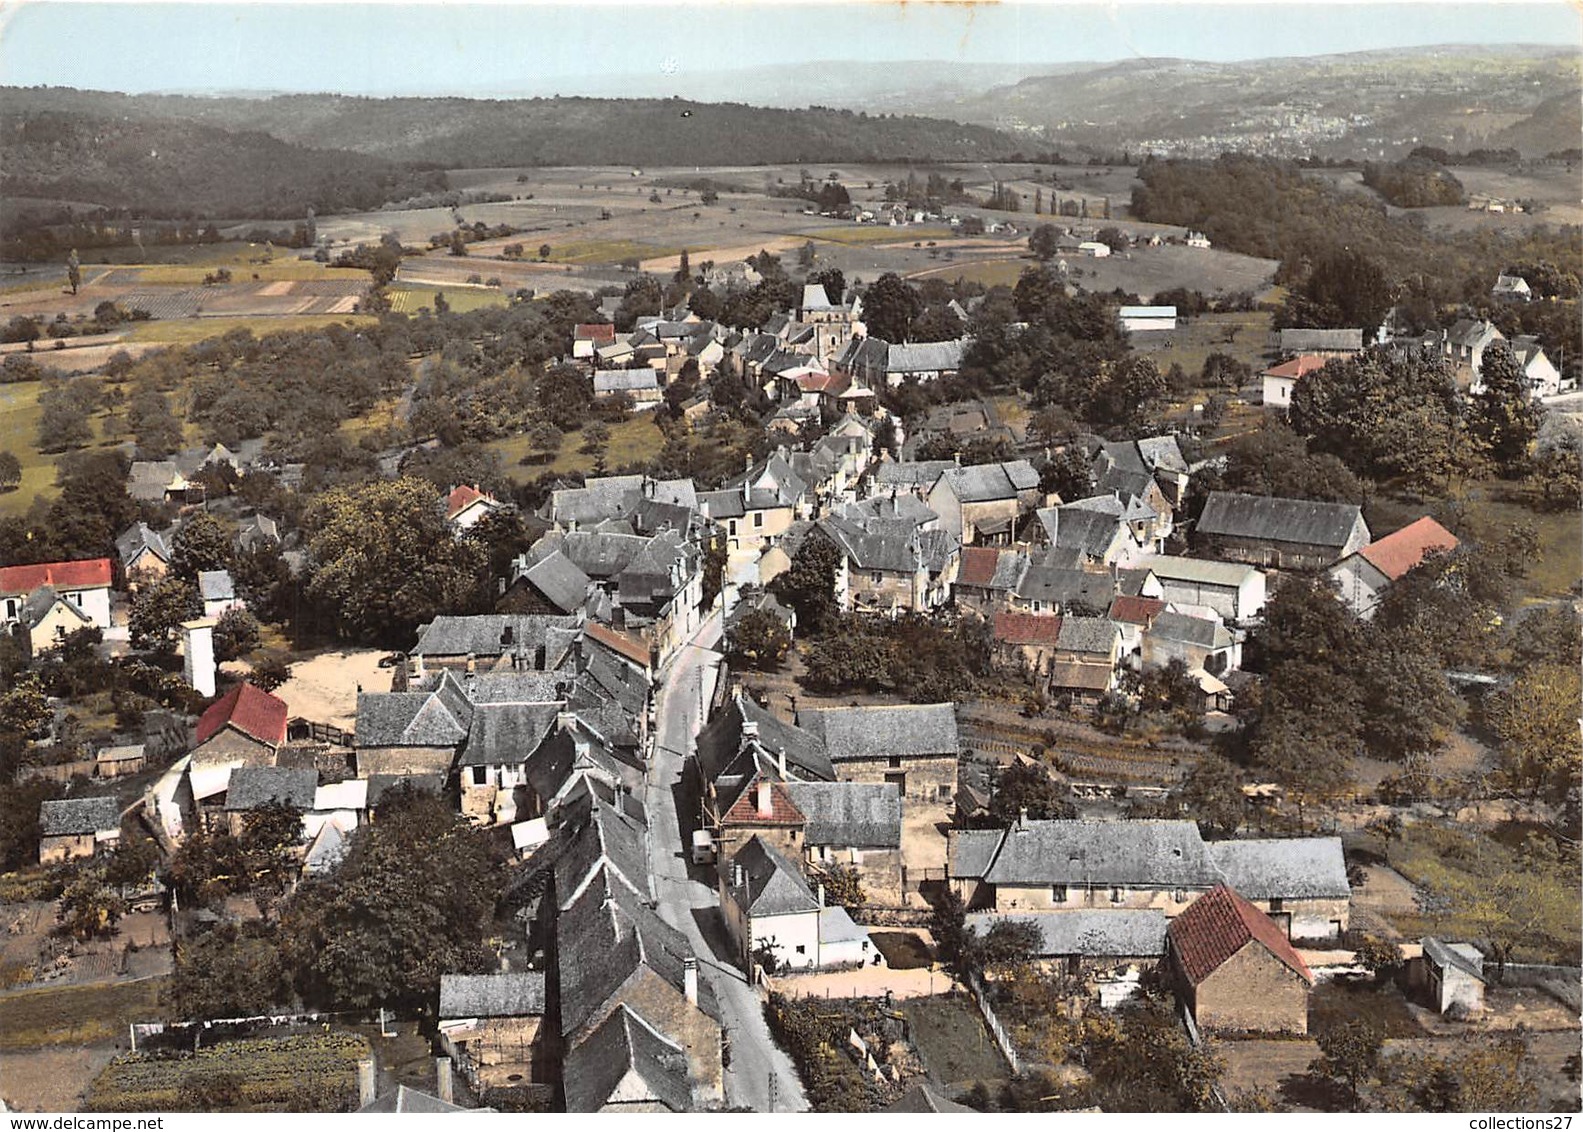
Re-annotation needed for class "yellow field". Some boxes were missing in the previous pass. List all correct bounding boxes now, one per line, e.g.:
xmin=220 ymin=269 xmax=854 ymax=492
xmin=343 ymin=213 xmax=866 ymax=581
xmin=130 ymin=262 xmax=369 ymax=284
xmin=124 ymin=315 xmax=376 ymax=344
xmin=809 ymin=225 xmax=955 ymax=247
xmin=387 ymin=286 xmax=508 ymax=314
xmin=541 ymin=239 xmax=681 ymax=266
xmin=909 ymin=257 xmax=1028 ymax=288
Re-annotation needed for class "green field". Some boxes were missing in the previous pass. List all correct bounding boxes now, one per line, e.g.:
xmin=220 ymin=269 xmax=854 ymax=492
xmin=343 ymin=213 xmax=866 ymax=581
xmin=0 ymin=977 xmax=169 ymax=1050
xmin=0 ymin=380 xmax=55 ymax=516
xmin=128 ymin=262 xmax=368 ymax=285
xmin=910 ymin=257 xmax=1027 ymax=288
xmin=388 ymin=285 xmax=508 ymax=314
xmin=487 ymin=413 xmax=666 ymax=482
xmin=810 ymin=225 xmax=955 ymax=248
xmin=541 ymin=239 xmax=681 ymax=266
xmin=1131 ymin=310 xmax=1274 ymax=379
xmin=900 ymin=995 xmax=1009 ymax=1089
xmin=124 ymin=315 xmax=376 ymax=344
xmin=87 ymin=1032 xmax=370 ymax=1112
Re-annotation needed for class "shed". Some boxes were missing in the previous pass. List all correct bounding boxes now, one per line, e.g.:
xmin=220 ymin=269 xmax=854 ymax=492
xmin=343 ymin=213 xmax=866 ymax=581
xmin=1415 ymin=937 xmax=1486 ymax=1016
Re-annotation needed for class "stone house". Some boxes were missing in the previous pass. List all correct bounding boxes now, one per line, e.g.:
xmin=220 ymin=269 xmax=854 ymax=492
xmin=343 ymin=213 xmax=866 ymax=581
xmin=39 ymin=796 xmax=122 ymax=864
xmin=1278 ymin=328 xmax=1363 ymax=358
xmin=220 ymin=765 xmax=316 ymax=837
xmin=409 ymin=614 xmax=583 ymax=674
xmin=1135 ymin=556 xmax=1267 ymax=622
xmin=13 ymin=587 xmax=96 ymax=656
xmin=798 ymin=703 xmax=959 ymax=805
xmin=1045 ymin=617 xmax=1122 ymax=700
xmin=1327 ymin=516 xmax=1458 ymax=619
xmin=1029 ymin=507 xmax=1140 ymax=568
xmin=813 ymin=512 xmax=960 ymax=616
xmin=116 ymin=522 xmax=173 ymax=589
xmin=1411 ymin=938 xmax=1487 ymax=1016
xmin=562 ymin=1004 xmax=696 ymax=1112
xmin=699 ymin=454 xmax=807 ymax=556
xmin=188 ymin=682 xmax=289 ymax=806
xmin=954 ymin=546 xmax=1030 ymax=615
xmin=1442 ymin=318 xmax=1504 ymax=376
xmin=720 ymin=836 xmax=874 ymax=973
xmin=926 ymin=460 xmax=1044 ymax=546
xmin=965 ymin=908 xmax=1168 ymax=981
xmin=1141 ymin=611 xmax=1241 ymax=676
xmin=1195 ymin=492 xmax=1370 ymax=570
xmin=438 ymin=972 xmax=549 ymax=1087
xmin=1165 ymin=885 xmax=1314 ymax=1035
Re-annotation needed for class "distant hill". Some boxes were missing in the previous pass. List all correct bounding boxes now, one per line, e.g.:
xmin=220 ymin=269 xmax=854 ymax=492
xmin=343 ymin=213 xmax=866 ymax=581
xmin=1491 ymin=88 xmax=1583 ymax=156
xmin=914 ymin=45 xmax=1582 ymax=159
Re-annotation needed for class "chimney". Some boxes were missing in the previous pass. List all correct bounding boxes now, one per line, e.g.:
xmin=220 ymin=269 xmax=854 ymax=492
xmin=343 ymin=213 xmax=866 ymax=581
xmin=181 ymin=618 xmax=217 ymax=698
xmin=817 ymin=882 xmax=826 ymax=907
xmin=556 ymin=710 xmax=575 ymax=733
xmin=464 ymin=654 xmax=477 ymax=696
xmin=757 ymin=778 xmax=773 ymax=816
xmin=776 ymin=746 xmax=786 ymax=777
xmin=1017 ymin=807 xmax=1029 ymax=830
xmin=733 ymin=863 xmax=744 ymax=889
xmin=356 ymin=1059 xmax=376 ymax=1110
xmin=435 ymin=1056 xmax=453 ymax=1105
xmin=742 ymin=720 xmax=760 ymax=741
xmin=683 ymin=956 xmax=699 ymax=1005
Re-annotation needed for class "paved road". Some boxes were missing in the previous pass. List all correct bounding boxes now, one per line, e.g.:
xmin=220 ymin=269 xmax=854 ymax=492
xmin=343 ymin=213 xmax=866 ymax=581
xmin=645 ymin=612 xmax=809 ymax=1113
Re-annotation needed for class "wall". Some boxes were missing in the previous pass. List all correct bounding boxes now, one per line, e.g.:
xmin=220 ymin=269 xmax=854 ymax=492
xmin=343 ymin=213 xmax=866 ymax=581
xmin=836 ymin=754 xmax=957 ymax=806
xmin=1192 ymin=941 xmax=1309 ymax=1035
xmin=748 ymin=908 xmax=823 ymax=972
xmin=444 ymin=1015 xmax=544 ymax=1086
xmin=1154 ymin=579 xmax=1243 ymax=622
xmin=355 ymin=745 xmax=456 ymax=777
xmin=39 ymin=832 xmax=96 ymax=865
xmin=191 ymin=729 xmax=273 ymax=770
xmin=807 ymin=845 xmax=903 ymax=908
xmin=599 ymin=971 xmax=724 ymax=1105
xmin=993 ymin=883 xmax=1200 ymax=916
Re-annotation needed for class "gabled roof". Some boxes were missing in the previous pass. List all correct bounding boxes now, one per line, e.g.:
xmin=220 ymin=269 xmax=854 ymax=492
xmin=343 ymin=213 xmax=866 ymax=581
xmin=411 ymin=614 xmax=581 ymax=659
xmin=517 ymin=549 xmax=592 ymax=614
xmin=197 ymin=570 xmax=235 ymax=602
xmin=195 ymin=682 xmax=288 ymax=747
xmin=574 ymin=323 xmax=618 ymax=343
xmin=1035 ymin=507 xmax=1128 ymax=562
xmin=1167 ymin=885 xmax=1314 ymax=986
xmin=1137 ymin=554 xmax=1261 ymax=589
xmin=993 ymin=611 xmax=1064 ymax=647
xmin=726 ymin=836 xmax=821 ymax=917
xmin=696 ymin=695 xmax=835 ymax=785
xmin=594 ymin=369 xmax=662 ymax=394
xmin=885 ymin=1082 xmax=975 ymax=1113
xmin=781 ymin=781 xmax=901 ymax=848
xmin=966 ymin=909 xmax=1169 ymax=959
xmin=116 ymin=522 xmax=173 ymax=565
xmin=553 ymin=793 xmax=653 ymax=907
xmin=1205 ymin=837 xmax=1349 ymax=900
xmin=584 ymin=622 xmax=653 ymax=670
xmin=1422 ymin=937 xmax=1486 ymax=983
xmin=39 ymin=796 xmax=121 ymax=836
xmin=1262 ymin=354 xmax=1329 ymax=380
xmin=797 ymin=703 xmax=958 ymax=761
xmin=1017 ymin=566 xmax=1116 ymax=610
xmin=886 ymin=339 xmax=966 ymax=374
xmin=224 ymin=766 xmax=317 ymax=811
xmin=721 ymin=775 xmax=805 ymax=827
xmin=444 ymin=484 xmax=502 ymax=522
xmin=935 ymin=460 xmax=1040 ymax=504
xmin=1109 ymin=595 xmax=1166 ymax=626
xmin=871 ymin=459 xmax=954 ymax=491
xmin=0 ymin=558 xmax=113 ymax=595
xmin=459 ymin=702 xmax=563 ymax=767
xmin=20 ymin=586 xmax=90 ymax=630
xmin=953 ymin=819 xmax=1211 ymax=887
xmin=1148 ymin=611 xmax=1232 ymax=650
xmin=1198 ymin=492 xmax=1364 ymax=550
xmin=563 ymin=1004 xmax=695 ymax=1113
xmin=1356 ymin=517 xmax=1459 ymax=582
xmin=439 ymin=972 xmax=547 ymax=1018
xmin=1278 ymin=328 xmax=1362 ymax=352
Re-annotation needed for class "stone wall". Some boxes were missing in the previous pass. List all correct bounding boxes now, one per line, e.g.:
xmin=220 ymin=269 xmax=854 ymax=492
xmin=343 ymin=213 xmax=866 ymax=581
xmin=1192 ymin=940 xmax=1309 ymax=1035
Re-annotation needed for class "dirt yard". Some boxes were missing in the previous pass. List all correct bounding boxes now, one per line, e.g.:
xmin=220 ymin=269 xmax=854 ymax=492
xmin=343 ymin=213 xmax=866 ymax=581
xmin=769 ymin=964 xmax=962 ymax=1002
xmin=266 ymin=648 xmax=390 ymax=731
xmin=0 ymin=1045 xmax=121 ymax=1112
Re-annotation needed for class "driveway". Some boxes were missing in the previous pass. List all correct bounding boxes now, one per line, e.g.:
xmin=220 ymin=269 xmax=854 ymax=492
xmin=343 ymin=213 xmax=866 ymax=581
xmin=645 ymin=612 xmax=809 ymax=1113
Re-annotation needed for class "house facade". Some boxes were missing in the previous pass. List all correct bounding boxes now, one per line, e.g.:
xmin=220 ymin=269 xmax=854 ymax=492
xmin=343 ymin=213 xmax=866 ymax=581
xmin=1196 ymin=492 xmax=1370 ymax=570
xmin=798 ymin=703 xmax=959 ymax=805
xmin=1166 ymin=886 xmax=1314 ymax=1035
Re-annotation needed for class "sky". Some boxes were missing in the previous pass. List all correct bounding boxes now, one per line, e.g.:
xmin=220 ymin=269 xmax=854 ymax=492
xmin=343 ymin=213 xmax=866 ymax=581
xmin=0 ymin=0 xmax=1577 ymax=97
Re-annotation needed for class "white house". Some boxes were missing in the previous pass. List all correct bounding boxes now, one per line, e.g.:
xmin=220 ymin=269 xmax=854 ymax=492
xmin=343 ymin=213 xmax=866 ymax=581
xmin=445 ymin=485 xmax=507 ymax=533
xmin=1261 ymin=354 xmax=1326 ymax=410
xmin=1135 ymin=556 xmax=1267 ymax=622
xmin=1118 ymin=306 xmax=1177 ymax=334
xmin=720 ymin=836 xmax=874 ymax=973
xmin=198 ymin=570 xmax=244 ymax=620
xmin=1491 ymin=274 xmax=1532 ymax=303
xmin=1078 ymin=241 xmax=1112 ymax=258
xmin=1185 ymin=231 xmax=1212 ymax=249
xmin=0 ymin=559 xmax=113 ymax=633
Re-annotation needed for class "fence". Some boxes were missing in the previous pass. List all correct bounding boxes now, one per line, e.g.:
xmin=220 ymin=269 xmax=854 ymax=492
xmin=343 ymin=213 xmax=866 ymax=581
xmin=900 ymin=866 xmax=946 ymax=897
xmin=288 ymin=719 xmax=355 ymax=747
xmin=963 ymin=970 xmax=1020 ymax=1075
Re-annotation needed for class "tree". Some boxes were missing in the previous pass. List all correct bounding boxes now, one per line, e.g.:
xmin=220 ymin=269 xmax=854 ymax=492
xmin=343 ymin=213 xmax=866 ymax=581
xmin=807 ymin=266 xmax=845 ymax=306
xmin=538 ymin=243 xmax=552 ymax=261
xmin=449 ymin=230 xmax=467 ymax=257
xmin=1280 ymin=249 xmax=1392 ymax=339
xmin=1468 ymin=340 xmax=1543 ymax=476
xmin=966 ymin=918 xmax=1041 ymax=979
xmin=1028 ymin=224 xmax=1061 ymax=262
xmin=36 ymin=385 xmax=93 ymax=452
xmin=0 ymin=672 xmax=53 ymax=739
xmin=283 ymin=787 xmax=502 ymax=1010
xmin=126 ymin=388 xmax=184 ymax=457
xmin=212 ymin=606 xmax=261 ymax=663
xmin=537 ymin=364 xmax=594 ymax=432
xmin=1354 ymin=936 xmax=1403 ymax=987
xmin=172 ymin=921 xmax=289 ymax=1021
xmin=807 ymin=862 xmax=865 ymax=914
xmin=66 ymin=248 xmax=80 ymax=296
xmin=0 ymin=450 xmax=19 ymax=491
xmin=988 ymin=761 xmax=1074 ymax=826
xmin=1356 ymin=630 xmax=1460 ymax=763
xmin=862 ymin=273 xmax=922 ymax=343
xmin=170 ymin=510 xmax=235 ymax=581
xmin=239 ymin=800 xmax=304 ymax=910
xmin=304 ymin=477 xmax=486 ymax=646
xmin=1310 ymin=1019 xmax=1385 ymax=1106
xmin=1094 ymin=226 xmax=1129 ymax=253
xmin=250 ymin=653 xmax=292 ymax=693
xmin=1488 ymin=663 xmax=1580 ymax=803
xmin=724 ymin=608 xmax=791 ymax=670
xmin=1090 ymin=356 xmax=1167 ymax=434
xmin=768 ymin=532 xmax=842 ymax=635
xmin=56 ymin=870 xmax=127 ymax=941
xmin=129 ymin=576 xmax=200 ymax=654
xmin=1176 ymin=753 xmax=1244 ymax=837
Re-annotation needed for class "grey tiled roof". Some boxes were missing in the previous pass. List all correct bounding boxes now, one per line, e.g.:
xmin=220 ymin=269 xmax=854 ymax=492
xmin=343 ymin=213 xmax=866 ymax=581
xmin=966 ymin=910 xmax=1168 ymax=958
xmin=1422 ymin=937 xmax=1486 ymax=983
xmin=781 ymin=782 xmax=901 ymax=848
xmin=594 ymin=369 xmax=661 ymax=394
xmin=1206 ymin=837 xmax=1349 ymax=900
xmin=411 ymin=614 xmax=580 ymax=659
xmin=1035 ymin=506 xmax=1127 ymax=560
xmin=1136 ymin=555 xmax=1258 ymax=588
xmin=116 ymin=521 xmax=172 ymax=564
xmin=563 ymin=1005 xmax=694 ymax=1113
xmin=39 ymin=796 xmax=121 ymax=836
xmin=936 ymin=460 xmax=1040 ymax=503
xmin=885 ymin=339 xmax=966 ymax=374
xmin=1056 ymin=617 xmax=1119 ymax=655
xmin=797 ymin=703 xmax=958 ymax=761
xmin=726 ymin=836 xmax=820 ymax=917
xmin=225 ymin=766 xmax=318 ymax=811
xmin=1278 ymin=328 xmax=1363 ymax=352
xmin=969 ymin=819 xmax=1212 ymax=887
xmin=439 ymin=972 xmax=547 ymax=1018
xmin=1148 ymin=611 xmax=1232 ymax=650
xmin=459 ymin=702 xmax=562 ymax=767
xmin=871 ymin=460 xmax=953 ymax=491
xmin=696 ymin=695 xmax=834 ymax=784
xmin=355 ymin=681 xmax=472 ymax=749
xmin=1198 ymin=492 xmax=1364 ymax=550
xmin=1016 ymin=566 xmax=1115 ymax=610
xmin=197 ymin=570 xmax=235 ymax=602
xmin=553 ymin=795 xmax=652 ymax=906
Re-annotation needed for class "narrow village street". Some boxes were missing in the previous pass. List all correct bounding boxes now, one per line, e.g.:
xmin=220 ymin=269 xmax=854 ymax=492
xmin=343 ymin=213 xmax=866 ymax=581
xmin=645 ymin=612 xmax=810 ymax=1113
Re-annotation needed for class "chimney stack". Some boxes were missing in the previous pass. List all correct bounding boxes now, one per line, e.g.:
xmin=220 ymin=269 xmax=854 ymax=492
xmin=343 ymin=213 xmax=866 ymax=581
xmin=733 ymin=863 xmax=744 ymax=889
xmin=757 ymin=778 xmax=773 ymax=817
xmin=435 ymin=1056 xmax=453 ymax=1105
xmin=776 ymin=746 xmax=786 ymax=777
xmin=181 ymin=618 xmax=217 ymax=698
xmin=742 ymin=720 xmax=759 ymax=741
xmin=817 ymin=882 xmax=826 ymax=907
xmin=683 ymin=956 xmax=699 ymax=1006
xmin=1017 ymin=807 xmax=1029 ymax=830
xmin=356 ymin=1059 xmax=376 ymax=1110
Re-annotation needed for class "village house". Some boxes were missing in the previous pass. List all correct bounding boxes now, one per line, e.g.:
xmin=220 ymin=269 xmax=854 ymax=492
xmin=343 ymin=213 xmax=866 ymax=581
xmin=445 ymin=484 xmax=508 ymax=533
xmin=594 ymin=369 xmax=665 ymax=408
xmin=797 ymin=703 xmax=959 ymax=805
xmin=948 ymin=818 xmax=1350 ymax=941
xmin=953 ymin=546 xmax=1031 ymax=615
xmin=12 ymin=586 xmax=97 ymax=656
xmin=38 ymin=796 xmax=122 ymax=864
xmin=116 ymin=522 xmax=173 ymax=589
xmin=1277 ymin=328 xmax=1363 ymax=358
xmin=573 ymin=323 xmax=618 ymax=360
xmin=437 ymin=973 xmax=549 ymax=1088
xmin=1030 ymin=506 xmax=1141 ymax=568
xmin=966 ymin=908 xmax=1168 ymax=985
xmin=1165 ymin=885 xmax=1314 ymax=1035
xmin=1491 ymin=274 xmax=1532 ymax=303
xmin=699 ymin=453 xmax=808 ymax=556
xmin=719 ymin=836 xmax=874 ymax=973
xmin=812 ymin=511 xmax=960 ymax=616
xmin=1093 ymin=436 xmax=1192 ymax=509
xmin=235 ymin=513 xmax=281 ymax=554
xmin=198 ymin=570 xmax=242 ymax=619
xmin=127 ymin=460 xmax=198 ymax=505
xmin=866 ymin=458 xmax=953 ymax=502
xmin=1135 ymin=555 xmax=1267 ymax=622
xmin=1107 ymin=594 xmax=1167 ymax=665
xmin=1044 ymin=616 xmax=1122 ymax=700
xmin=219 ymin=765 xmax=317 ymax=837
xmin=1442 ymin=318 xmax=1503 ymax=377
xmin=991 ymin=611 xmax=1066 ymax=680
xmin=1327 ymin=516 xmax=1458 ymax=619
xmin=188 ymin=682 xmax=290 ymax=806
xmin=546 ymin=474 xmax=699 ymax=532
xmin=883 ymin=339 xmax=968 ymax=386
xmin=0 ymin=558 xmax=113 ymax=635
xmin=409 ymin=614 xmax=582 ymax=673
xmin=562 ymin=1005 xmax=695 ymax=1112
xmin=927 ymin=459 xmax=1043 ymax=547
xmin=1261 ymin=354 xmax=1327 ymax=411
xmin=1141 ymin=610 xmax=1241 ymax=677
xmin=1508 ymin=335 xmax=1563 ymax=398
xmin=1195 ymin=492 xmax=1370 ymax=570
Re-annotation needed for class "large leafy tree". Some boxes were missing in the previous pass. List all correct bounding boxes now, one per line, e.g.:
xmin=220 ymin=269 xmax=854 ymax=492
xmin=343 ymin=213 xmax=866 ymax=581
xmin=1488 ymin=663 xmax=1580 ymax=803
xmin=1468 ymin=340 xmax=1544 ymax=476
xmin=129 ymin=576 xmax=201 ymax=654
xmin=171 ymin=921 xmax=291 ymax=1021
xmin=304 ymin=477 xmax=486 ymax=646
xmin=1309 ymin=1019 xmax=1385 ymax=1106
xmin=1279 ymin=249 xmax=1392 ymax=338
xmin=724 ymin=607 xmax=791 ymax=670
xmin=769 ymin=532 xmax=843 ymax=635
xmin=283 ymin=788 xmax=502 ymax=1011
xmin=861 ymin=273 xmax=922 ymax=343
xmin=170 ymin=511 xmax=236 ymax=581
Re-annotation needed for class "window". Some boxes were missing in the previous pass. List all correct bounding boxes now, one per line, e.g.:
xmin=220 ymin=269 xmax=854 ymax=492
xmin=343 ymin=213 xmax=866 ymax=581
xmin=795 ymin=944 xmax=806 ymax=954
xmin=471 ymin=766 xmax=488 ymax=786
xmin=1173 ymin=889 xmax=1187 ymax=903
xmin=1110 ymin=887 xmax=1124 ymax=904
xmin=1052 ymin=885 xmax=1067 ymax=903
xmin=887 ymin=756 xmax=902 ymax=769
xmin=728 ymin=521 xmax=738 ymax=536
xmin=754 ymin=512 xmax=764 ymax=529
xmin=871 ymin=572 xmax=883 ymax=585
xmin=936 ymin=784 xmax=952 ymax=802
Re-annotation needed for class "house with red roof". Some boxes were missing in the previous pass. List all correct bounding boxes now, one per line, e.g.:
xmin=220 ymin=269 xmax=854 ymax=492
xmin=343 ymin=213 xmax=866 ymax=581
xmin=1166 ymin=885 xmax=1314 ymax=1035
xmin=445 ymin=484 xmax=507 ymax=533
xmin=992 ymin=611 xmax=1065 ymax=677
xmin=1261 ymin=354 xmax=1328 ymax=412
xmin=573 ymin=324 xmax=618 ymax=360
xmin=0 ymin=559 xmax=113 ymax=633
xmin=189 ymin=683 xmax=290 ymax=803
xmin=1327 ymin=516 xmax=1459 ymax=620
xmin=954 ymin=546 xmax=1030 ymax=615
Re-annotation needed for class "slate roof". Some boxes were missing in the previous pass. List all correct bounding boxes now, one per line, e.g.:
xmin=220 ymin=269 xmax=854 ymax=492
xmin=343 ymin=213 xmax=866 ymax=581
xmin=936 ymin=460 xmax=1039 ymax=503
xmin=1137 ymin=555 xmax=1260 ymax=589
xmin=127 ymin=460 xmax=183 ymax=501
xmin=993 ymin=611 xmax=1064 ymax=647
xmin=224 ymin=766 xmax=318 ymax=811
xmin=357 ymin=1086 xmax=473 ymax=1114
xmin=1056 ymin=617 xmax=1118 ymax=655
xmin=966 ymin=910 xmax=1169 ymax=958
xmin=39 ymin=796 xmax=121 ymax=836
xmin=594 ymin=369 xmax=662 ymax=394
xmin=727 ymin=836 xmax=821 ymax=917
xmin=1206 ymin=837 xmax=1349 ymax=900
xmin=0 ymin=558 xmax=113 ymax=595
xmin=411 ymin=614 xmax=580 ymax=659
xmin=886 ymin=339 xmax=966 ymax=374
xmin=1034 ymin=507 xmax=1128 ymax=563
xmin=1148 ymin=611 xmax=1232 ymax=650
xmin=1197 ymin=492 xmax=1365 ymax=550
xmin=195 ymin=683 xmax=288 ymax=747
xmin=957 ymin=819 xmax=1212 ymax=887
xmin=885 ymin=1083 xmax=974 ymax=1113
xmin=1048 ymin=661 xmax=1117 ymax=692
xmin=696 ymin=695 xmax=835 ymax=784
xmin=355 ymin=674 xmax=473 ymax=749
xmin=781 ymin=781 xmax=901 ymax=847
xmin=459 ymin=702 xmax=563 ymax=767
xmin=556 ymin=871 xmax=718 ymax=1036
xmin=554 ymin=793 xmax=653 ymax=907
xmin=816 ymin=514 xmax=923 ymax=574
xmin=236 ymin=514 xmax=280 ymax=550
xmin=1357 ymin=517 xmax=1458 ymax=582
xmin=1167 ymin=885 xmax=1314 ymax=985
xmin=563 ymin=1005 xmax=694 ymax=1113
xmin=116 ymin=522 xmax=172 ymax=565
xmin=871 ymin=460 xmax=953 ymax=492
xmin=20 ymin=586 xmax=89 ymax=630
xmin=1278 ymin=328 xmax=1363 ymax=353
xmin=197 ymin=570 xmax=235 ymax=602
xmin=1422 ymin=937 xmax=1486 ymax=983
xmin=439 ymin=972 xmax=547 ymax=1018
xmin=797 ymin=704 xmax=959 ymax=761
xmin=1017 ymin=566 xmax=1115 ymax=610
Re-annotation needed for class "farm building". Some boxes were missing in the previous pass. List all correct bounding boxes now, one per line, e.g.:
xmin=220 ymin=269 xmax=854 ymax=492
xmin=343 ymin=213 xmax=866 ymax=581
xmin=1166 ymin=885 xmax=1314 ymax=1035
xmin=1078 ymin=241 xmax=1112 ymax=258
xmin=1135 ymin=555 xmax=1266 ymax=621
xmin=39 ymin=796 xmax=123 ymax=864
xmin=1410 ymin=938 xmax=1487 ymax=1016
xmin=1261 ymin=354 xmax=1327 ymax=410
xmin=1328 ymin=516 xmax=1458 ymax=619
xmin=95 ymin=744 xmax=147 ymax=778
xmin=438 ymin=972 xmax=549 ymax=1088
xmin=965 ymin=909 xmax=1168 ymax=979
xmin=1196 ymin=492 xmax=1369 ymax=570
xmin=1118 ymin=306 xmax=1177 ymax=333
xmin=797 ymin=703 xmax=959 ymax=804
xmin=594 ymin=369 xmax=664 ymax=408
xmin=1278 ymin=328 xmax=1363 ymax=357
